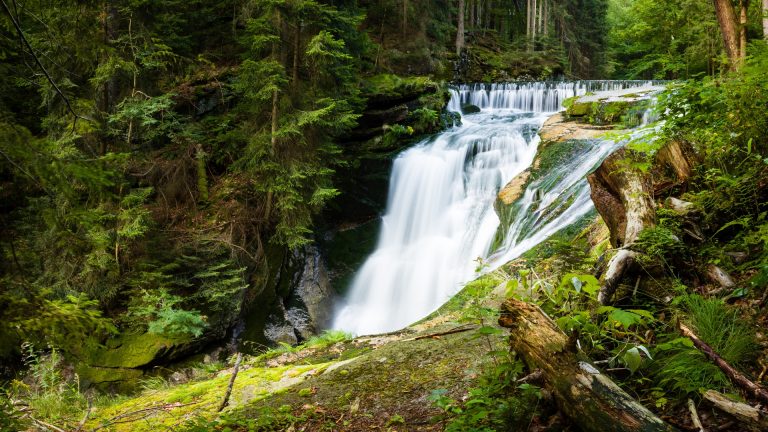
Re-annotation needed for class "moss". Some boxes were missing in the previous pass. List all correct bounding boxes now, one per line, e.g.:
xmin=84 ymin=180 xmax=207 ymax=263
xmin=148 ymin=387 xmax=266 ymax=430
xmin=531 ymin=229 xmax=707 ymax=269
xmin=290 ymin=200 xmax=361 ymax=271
xmin=76 ymin=366 xmax=145 ymax=393
xmin=419 ymin=273 xmax=504 ymax=321
xmin=82 ymin=332 xmax=190 ymax=370
xmin=589 ymin=100 xmax=631 ymax=125
xmin=566 ymin=100 xmax=592 ymax=117
xmin=85 ymin=360 xmax=334 ymax=431
xmin=565 ymin=94 xmax=646 ymax=126
xmin=362 ymin=74 xmax=439 ymax=105
xmin=240 ymin=325 xmax=505 ymax=431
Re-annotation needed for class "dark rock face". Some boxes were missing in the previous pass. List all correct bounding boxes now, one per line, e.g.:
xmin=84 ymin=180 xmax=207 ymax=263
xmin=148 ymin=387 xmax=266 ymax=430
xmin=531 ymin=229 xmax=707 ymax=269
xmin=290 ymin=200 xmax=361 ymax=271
xmin=244 ymin=244 xmax=335 ymax=347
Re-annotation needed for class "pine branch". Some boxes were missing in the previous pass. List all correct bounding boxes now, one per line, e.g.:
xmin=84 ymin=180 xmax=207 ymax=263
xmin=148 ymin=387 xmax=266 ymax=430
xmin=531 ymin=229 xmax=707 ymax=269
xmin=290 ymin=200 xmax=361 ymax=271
xmin=0 ymin=0 xmax=94 ymax=137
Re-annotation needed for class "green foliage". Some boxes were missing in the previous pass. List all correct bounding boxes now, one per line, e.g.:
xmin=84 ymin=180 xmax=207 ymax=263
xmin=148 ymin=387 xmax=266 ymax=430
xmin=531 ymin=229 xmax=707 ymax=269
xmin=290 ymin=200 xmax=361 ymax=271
xmin=652 ymin=295 xmax=756 ymax=399
xmin=127 ymin=289 xmax=207 ymax=337
xmin=0 ymin=389 xmax=28 ymax=431
xmin=652 ymin=337 xmax=731 ymax=397
xmin=634 ymin=227 xmax=685 ymax=265
xmin=429 ymin=356 xmax=539 ymax=432
xmin=607 ymin=0 xmax=722 ymax=78
xmin=7 ymin=346 xmax=92 ymax=429
xmin=683 ymin=295 xmax=755 ymax=365
xmin=109 ymin=94 xmax=182 ymax=146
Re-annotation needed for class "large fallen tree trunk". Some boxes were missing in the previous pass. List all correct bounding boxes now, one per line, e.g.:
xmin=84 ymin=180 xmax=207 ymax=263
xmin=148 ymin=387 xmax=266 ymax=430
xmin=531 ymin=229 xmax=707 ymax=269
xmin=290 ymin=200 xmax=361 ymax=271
xmin=499 ymin=298 xmax=678 ymax=432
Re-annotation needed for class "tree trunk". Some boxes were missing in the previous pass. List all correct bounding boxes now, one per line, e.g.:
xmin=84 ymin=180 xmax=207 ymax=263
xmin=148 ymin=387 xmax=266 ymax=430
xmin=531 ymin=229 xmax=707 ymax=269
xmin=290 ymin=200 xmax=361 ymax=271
xmin=587 ymin=149 xmax=656 ymax=304
xmin=763 ymin=0 xmax=768 ymax=39
xmin=713 ymin=0 xmax=743 ymax=68
xmin=740 ymin=0 xmax=749 ymax=58
xmin=532 ymin=0 xmax=537 ymax=43
xmin=402 ymin=0 xmax=408 ymax=38
xmin=498 ymin=298 xmax=678 ymax=432
xmin=527 ymin=0 xmax=532 ymax=40
xmin=456 ymin=0 xmax=465 ymax=55
xmin=292 ymin=20 xmax=301 ymax=96
xmin=469 ymin=0 xmax=475 ymax=30
xmin=703 ymin=390 xmax=768 ymax=431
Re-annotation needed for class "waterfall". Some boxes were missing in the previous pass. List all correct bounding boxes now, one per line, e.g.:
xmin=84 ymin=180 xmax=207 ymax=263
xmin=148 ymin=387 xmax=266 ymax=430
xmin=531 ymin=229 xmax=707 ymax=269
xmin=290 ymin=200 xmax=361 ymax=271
xmin=332 ymin=81 xmax=658 ymax=336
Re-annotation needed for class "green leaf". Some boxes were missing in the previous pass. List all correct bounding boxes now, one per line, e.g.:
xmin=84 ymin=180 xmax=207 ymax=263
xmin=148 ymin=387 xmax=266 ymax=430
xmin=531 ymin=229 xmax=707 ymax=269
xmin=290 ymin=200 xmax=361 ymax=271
xmin=571 ymin=277 xmax=582 ymax=293
xmin=623 ymin=347 xmax=642 ymax=373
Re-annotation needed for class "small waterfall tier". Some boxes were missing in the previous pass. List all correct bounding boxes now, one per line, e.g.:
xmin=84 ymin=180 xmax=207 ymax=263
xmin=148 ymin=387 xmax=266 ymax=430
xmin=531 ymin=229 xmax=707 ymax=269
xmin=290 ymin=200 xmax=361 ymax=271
xmin=333 ymin=80 xmax=658 ymax=336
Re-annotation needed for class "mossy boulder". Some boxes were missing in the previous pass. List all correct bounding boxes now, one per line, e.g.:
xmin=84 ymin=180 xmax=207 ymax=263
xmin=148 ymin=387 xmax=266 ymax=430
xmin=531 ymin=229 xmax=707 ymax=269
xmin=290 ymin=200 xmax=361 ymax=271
xmin=83 ymin=332 xmax=190 ymax=369
xmin=73 ymin=332 xmax=193 ymax=391
xmin=565 ymin=100 xmax=592 ymax=117
xmin=460 ymin=103 xmax=481 ymax=114
xmin=562 ymin=85 xmax=663 ymax=126
xmin=361 ymin=74 xmax=441 ymax=108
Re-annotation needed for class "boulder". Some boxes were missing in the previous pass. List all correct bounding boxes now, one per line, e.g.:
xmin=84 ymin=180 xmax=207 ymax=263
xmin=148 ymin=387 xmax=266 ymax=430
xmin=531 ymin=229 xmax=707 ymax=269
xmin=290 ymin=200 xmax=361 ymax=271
xmin=498 ymin=169 xmax=531 ymax=205
xmin=460 ymin=104 xmax=481 ymax=114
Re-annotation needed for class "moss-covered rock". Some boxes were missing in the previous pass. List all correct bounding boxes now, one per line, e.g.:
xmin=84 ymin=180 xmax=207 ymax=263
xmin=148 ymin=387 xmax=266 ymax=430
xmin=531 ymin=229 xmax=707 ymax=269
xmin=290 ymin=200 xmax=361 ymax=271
xmin=76 ymin=365 xmax=144 ymax=393
xmin=83 ymin=310 xmax=507 ymax=431
xmin=460 ymin=103 xmax=481 ymax=114
xmin=83 ymin=332 xmax=190 ymax=369
xmin=562 ymin=86 xmax=663 ymax=126
xmin=72 ymin=332 xmax=194 ymax=391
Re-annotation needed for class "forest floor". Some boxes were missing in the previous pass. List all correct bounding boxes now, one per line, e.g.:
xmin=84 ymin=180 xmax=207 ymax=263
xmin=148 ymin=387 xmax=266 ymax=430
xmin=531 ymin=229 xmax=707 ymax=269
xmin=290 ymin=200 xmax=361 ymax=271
xmin=81 ymin=289 xmax=510 ymax=432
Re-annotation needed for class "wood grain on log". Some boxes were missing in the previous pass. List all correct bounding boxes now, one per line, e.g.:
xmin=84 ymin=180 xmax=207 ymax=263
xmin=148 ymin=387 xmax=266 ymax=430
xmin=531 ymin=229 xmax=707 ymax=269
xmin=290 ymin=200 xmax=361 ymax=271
xmin=499 ymin=298 xmax=677 ymax=432
xmin=703 ymin=390 xmax=768 ymax=431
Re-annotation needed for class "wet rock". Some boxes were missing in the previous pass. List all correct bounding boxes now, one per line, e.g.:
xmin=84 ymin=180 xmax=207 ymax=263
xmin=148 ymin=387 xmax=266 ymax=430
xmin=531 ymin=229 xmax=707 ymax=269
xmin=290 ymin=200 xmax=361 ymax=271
xmin=460 ymin=103 xmax=481 ymax=114
xmin=564 ymin=85 xmax=664 ymax=125
xmin=498 ymin=169 xmax=531 ymax=205
xmin=706 ymin=264 xmax=736 ymax=289
xmin=264 ymin=320 xmax=299 ymax=345
xmin=538 ymin=112 xmax=614 ymax=142
xmin=257 ymin=244 xmax=335 ymax=345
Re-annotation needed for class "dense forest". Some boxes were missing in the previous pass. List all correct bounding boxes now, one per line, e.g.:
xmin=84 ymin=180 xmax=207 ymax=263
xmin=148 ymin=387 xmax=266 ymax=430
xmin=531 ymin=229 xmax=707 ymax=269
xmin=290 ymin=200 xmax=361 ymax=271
xmin=2 ymin=0 xmax=768 ymax=430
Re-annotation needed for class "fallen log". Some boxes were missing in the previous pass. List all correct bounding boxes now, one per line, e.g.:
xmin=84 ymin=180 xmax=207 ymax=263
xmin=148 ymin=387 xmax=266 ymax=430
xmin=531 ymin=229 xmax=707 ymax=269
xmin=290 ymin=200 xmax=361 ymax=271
xmin=499 ymin=298 xmax=677 ymax=432
xmin=678 ymin=323 xmax=768 ymax=404
xmin=702 ymin=390 xmax=768 ymax=431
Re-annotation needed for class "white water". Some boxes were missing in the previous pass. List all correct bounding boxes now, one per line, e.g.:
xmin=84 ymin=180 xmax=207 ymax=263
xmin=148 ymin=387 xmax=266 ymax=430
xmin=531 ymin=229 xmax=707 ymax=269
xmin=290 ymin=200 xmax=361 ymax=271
xmin=333 ymin=81 xmax=658 ymax=335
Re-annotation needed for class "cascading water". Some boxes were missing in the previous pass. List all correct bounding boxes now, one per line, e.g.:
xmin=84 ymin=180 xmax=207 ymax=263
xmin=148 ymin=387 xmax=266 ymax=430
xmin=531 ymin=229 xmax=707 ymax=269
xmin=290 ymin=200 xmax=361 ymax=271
xmin=333 ymin=81 xmax=659 ymax=336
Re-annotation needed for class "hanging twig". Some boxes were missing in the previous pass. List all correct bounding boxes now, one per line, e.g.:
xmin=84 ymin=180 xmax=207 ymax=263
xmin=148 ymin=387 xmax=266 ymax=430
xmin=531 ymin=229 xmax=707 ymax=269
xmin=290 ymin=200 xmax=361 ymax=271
xmin=679 ymin=322 xmax=768 ymax=404
xmin=0 ymin=0 xmax=93 ymax=135
xmin=218 ymin=352 xmax=244 ymax=412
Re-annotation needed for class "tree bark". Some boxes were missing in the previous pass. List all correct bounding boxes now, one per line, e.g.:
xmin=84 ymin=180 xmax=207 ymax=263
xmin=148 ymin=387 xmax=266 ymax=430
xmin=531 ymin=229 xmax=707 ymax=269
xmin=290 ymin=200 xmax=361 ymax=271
xmin=456 ymin=0 xmax=465 ymax=55
xmin=527 ymin=0 xmax=531 ymax=39
xmin=292 ymin=20 xmax=301 ymax=96
xmin=587 ymin=149 xmax=656 ymax=304
xmin=402 ymin=0 xmax=408 ymax=37
xmin=498 ymin=298 xmax=678 ymax=432
xmin=703 ymin=390 xmax=768 ymax=431
xmin=763 ymin=0 xmax=768 ymax=39
xmin=713 ymin=0 xmax=743 ymax=68
xmin=740 ymin=0 xmax=749 ymax=58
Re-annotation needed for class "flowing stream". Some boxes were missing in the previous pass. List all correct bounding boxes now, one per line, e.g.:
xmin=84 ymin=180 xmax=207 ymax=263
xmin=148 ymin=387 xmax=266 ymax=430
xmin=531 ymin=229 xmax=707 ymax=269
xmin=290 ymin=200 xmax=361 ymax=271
xmin=333 ymin=81 xmax=658 ymax=335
